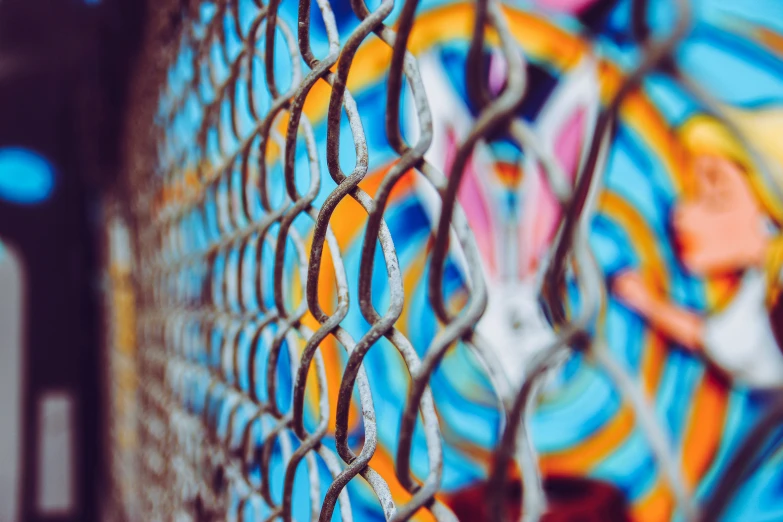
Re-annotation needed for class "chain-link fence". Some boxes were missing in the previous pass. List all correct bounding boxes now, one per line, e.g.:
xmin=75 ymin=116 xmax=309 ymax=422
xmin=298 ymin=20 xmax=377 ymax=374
xmin=108 ymin=0 xmax=783 ymax=520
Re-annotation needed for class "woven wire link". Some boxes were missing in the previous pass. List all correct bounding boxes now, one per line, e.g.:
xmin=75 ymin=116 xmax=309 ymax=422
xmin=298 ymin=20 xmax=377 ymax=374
xmin=115 ymin=0 xmax=780 ymax=520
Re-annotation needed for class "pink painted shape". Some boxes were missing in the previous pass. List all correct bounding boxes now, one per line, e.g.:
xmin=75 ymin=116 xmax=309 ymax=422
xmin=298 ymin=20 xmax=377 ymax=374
xmin=553 ymin=108 xmax=586 ymax=178
xmin=488 ymin=50 xmax=507 ymax=97
xmin=519 ymin=108 xmax=585 ymax=278
xmin=531 ymin=0 xmax=597 ymax=14
xmin=445 ymin=127 xmax=497 ymax=277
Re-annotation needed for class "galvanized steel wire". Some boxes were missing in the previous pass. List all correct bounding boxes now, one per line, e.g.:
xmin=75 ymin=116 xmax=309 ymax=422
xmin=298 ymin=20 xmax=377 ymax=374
xmin=117 ymin=0 xmax=781 ymax=520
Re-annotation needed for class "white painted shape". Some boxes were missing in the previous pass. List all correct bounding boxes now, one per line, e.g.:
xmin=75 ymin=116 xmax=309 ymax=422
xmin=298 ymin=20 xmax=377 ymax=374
xmin=704 ymin=267 xmax=783 ymax=389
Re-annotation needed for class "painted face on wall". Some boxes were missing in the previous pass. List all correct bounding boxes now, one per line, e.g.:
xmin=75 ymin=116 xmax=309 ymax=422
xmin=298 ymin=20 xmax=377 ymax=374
xmin=674 ymin=154 xmax=769 ymax=276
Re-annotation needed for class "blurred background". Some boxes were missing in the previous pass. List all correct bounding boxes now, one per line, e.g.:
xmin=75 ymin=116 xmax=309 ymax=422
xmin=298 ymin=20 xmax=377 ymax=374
xmin=0 ymin=1 xmax=146 ymax=520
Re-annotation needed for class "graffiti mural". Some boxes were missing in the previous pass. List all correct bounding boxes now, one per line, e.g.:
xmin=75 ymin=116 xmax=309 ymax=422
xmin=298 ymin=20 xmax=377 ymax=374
xmin=147 ymin=0 xmax=783 ymax=520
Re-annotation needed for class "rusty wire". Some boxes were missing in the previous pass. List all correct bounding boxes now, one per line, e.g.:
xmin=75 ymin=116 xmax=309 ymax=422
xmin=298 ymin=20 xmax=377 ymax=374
xmin=115 ymin=0 xmax=782 ymax=520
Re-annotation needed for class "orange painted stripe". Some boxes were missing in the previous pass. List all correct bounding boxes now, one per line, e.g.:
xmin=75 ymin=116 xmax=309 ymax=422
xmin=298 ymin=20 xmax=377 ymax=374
xmin=639 ymin=334 xmax=668 ymax=403
xmin=496 ymin=161 xmax=523 ymax=187
xmin=632 ymin=480 xmax=676 ymax=522
xmin=704 ymin=273 xmax=742 ymax=312
xmin=681 ymin=371 xmax=729 ymax=488
xmin=358 ymin=162 xmax=416 ymax=202
xmin=366 ymin=445 xmax=437 ymax=522
xmin=756 ymin=27 xmax=783 ymax=59
xmin=633 ymin=371 xmax=729 ymax=521
xmin=540 ymin=405 xmax=637 ymax=475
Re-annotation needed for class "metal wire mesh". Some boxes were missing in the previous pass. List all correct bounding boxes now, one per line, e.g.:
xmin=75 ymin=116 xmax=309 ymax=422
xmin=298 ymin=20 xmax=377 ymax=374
xmin=112 ymin=0 xmax=783 ymax=520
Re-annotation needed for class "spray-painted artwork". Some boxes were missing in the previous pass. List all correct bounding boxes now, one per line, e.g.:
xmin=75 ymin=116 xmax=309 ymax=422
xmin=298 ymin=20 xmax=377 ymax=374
xmin=158 ymin=0 xmax=783 ymax=520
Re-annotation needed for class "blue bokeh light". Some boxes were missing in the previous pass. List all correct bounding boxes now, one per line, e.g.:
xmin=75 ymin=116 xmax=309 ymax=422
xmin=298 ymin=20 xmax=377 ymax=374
xmin=0 ymin=147 xmax=56 ymax=205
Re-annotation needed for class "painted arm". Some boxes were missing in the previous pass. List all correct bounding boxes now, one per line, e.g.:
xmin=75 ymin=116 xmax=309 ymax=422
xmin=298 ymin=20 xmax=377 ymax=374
xmin=612 ymin=271 xmax=704 ymax=352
